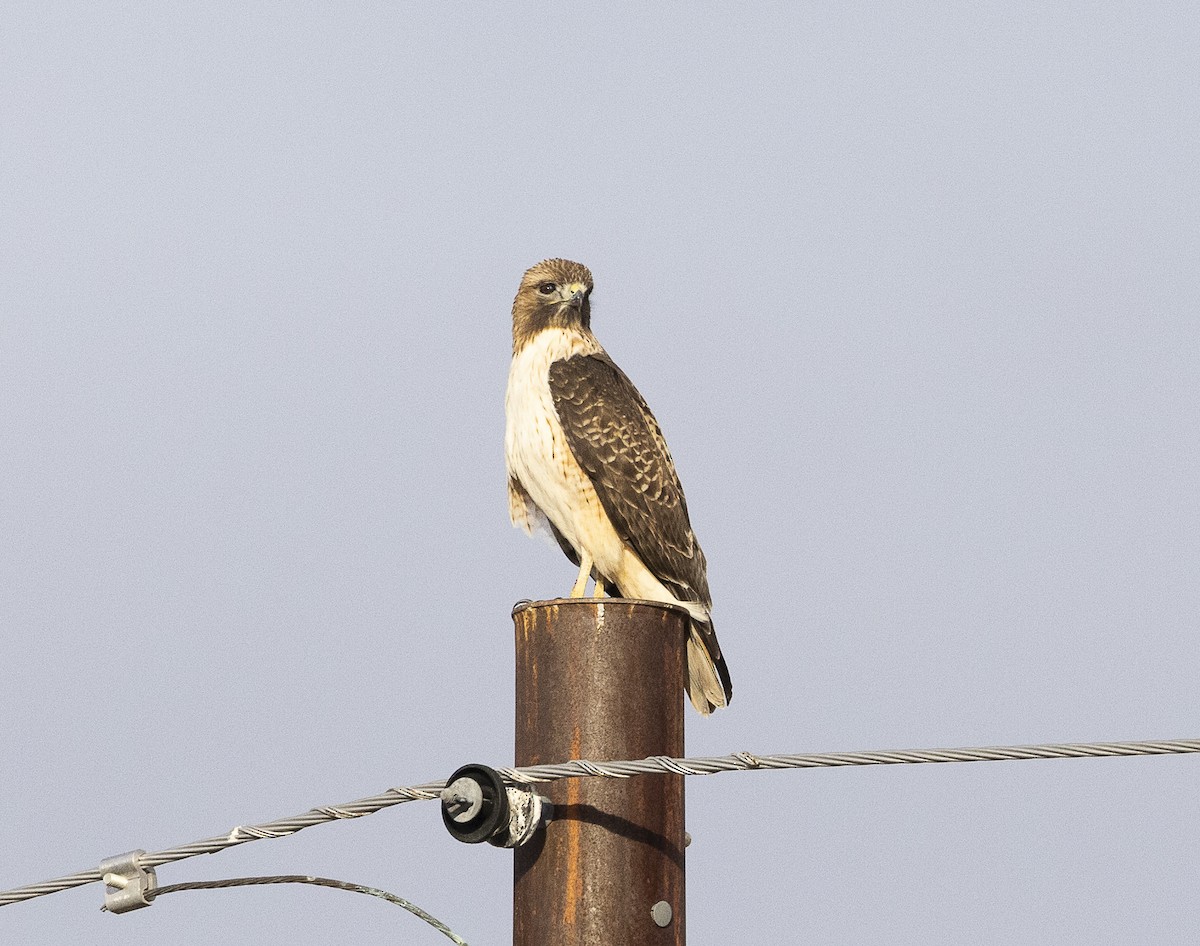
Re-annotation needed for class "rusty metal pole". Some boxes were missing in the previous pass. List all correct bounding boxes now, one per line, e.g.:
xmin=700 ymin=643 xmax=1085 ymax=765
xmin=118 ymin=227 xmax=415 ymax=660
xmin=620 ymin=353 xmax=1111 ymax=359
xmin=513 ymin=598 xmax=687 ymax=946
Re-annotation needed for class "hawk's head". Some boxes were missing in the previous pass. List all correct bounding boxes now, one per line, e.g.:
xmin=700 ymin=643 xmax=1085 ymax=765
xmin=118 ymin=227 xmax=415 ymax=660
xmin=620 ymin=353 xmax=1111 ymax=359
xmin=512 ymin=258 xmax=594 ymax=351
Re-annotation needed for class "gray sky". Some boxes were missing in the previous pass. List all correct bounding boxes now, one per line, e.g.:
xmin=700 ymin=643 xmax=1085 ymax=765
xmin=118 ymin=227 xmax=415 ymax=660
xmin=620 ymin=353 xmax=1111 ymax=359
xmin=3 ymin=3 xmax=1198 ymax=943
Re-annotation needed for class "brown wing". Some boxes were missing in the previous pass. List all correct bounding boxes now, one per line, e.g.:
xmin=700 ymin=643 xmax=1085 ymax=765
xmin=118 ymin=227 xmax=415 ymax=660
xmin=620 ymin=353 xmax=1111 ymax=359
xmin=548 ymin=352 xmax=711 ymax=607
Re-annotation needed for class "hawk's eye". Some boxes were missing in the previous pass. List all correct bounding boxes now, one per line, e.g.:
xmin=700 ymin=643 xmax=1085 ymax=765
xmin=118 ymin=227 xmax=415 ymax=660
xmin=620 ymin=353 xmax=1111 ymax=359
xmin=537 ymin=282 xmax=557 ymax=295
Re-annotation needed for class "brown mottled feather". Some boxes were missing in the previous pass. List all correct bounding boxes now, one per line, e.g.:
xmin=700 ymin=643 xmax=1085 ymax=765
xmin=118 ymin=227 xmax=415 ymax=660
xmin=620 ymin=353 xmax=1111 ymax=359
xmin=548 ymin=353 xmax=711 ymax=607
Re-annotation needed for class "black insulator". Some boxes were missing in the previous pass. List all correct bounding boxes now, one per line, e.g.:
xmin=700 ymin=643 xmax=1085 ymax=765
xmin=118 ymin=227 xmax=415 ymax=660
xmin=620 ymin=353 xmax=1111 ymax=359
xmin=440 ymin=764 xmax=510 ymax=844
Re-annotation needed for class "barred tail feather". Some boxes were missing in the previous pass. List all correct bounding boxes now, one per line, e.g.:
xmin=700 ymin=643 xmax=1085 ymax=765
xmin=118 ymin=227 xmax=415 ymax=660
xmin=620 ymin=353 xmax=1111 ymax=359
xmin=685 ymin=619 xmax=733 ymax=716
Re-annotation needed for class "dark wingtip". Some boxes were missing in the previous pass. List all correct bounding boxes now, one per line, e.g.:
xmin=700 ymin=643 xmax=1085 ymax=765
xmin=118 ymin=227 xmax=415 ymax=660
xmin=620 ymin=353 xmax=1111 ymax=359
xmin=694 ymin=616 xmax=733 ymax=706
xmin=716 ymin=653 xmax=733 ymax=704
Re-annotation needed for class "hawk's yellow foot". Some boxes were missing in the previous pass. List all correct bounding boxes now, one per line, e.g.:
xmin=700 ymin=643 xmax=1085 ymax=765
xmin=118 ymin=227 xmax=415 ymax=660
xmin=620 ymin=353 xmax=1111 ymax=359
xmin=570 ymin=552 xmax=593 ymax=598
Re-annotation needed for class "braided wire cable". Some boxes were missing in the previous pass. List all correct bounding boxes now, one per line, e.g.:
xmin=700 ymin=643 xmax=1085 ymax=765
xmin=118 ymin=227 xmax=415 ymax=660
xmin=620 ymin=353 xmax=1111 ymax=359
xmin=2 ymin=737 xmax=1197 ymax=908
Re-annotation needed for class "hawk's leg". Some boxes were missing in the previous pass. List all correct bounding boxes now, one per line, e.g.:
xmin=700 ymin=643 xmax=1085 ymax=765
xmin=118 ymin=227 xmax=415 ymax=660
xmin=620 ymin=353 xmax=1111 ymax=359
xmin=593 ymin=578 xmax=606 ymax=597
xmin=570 ymin=552 xmax=593 ymax=598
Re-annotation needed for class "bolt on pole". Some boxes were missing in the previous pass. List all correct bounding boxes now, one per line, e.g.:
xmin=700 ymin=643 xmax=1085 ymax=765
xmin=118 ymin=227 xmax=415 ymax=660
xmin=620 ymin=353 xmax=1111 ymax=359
xmin=512 ymin=598 xmax=687 ymax=946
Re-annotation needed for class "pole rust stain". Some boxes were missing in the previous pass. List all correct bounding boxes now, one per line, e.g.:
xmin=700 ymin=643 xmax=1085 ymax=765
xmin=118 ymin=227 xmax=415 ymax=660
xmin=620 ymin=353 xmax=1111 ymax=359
xmin=563 ymin=722 xmax=582 ymax=927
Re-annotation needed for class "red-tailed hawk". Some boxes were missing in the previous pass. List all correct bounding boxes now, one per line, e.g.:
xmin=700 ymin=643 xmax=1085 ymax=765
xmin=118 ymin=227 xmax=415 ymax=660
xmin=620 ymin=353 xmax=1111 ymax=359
xmin=504 ymin=258 xmax=732 ymax=715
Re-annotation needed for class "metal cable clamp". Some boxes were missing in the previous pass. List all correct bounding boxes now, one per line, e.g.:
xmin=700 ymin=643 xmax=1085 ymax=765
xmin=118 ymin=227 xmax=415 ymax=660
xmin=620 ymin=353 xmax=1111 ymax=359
xmin=100 ymin=850 xmax=157 ymax=914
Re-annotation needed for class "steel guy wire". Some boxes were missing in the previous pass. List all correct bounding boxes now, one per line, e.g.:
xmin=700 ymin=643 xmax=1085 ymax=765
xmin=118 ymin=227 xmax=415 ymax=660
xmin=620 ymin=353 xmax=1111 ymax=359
xmin=138 ymin=875 xmax=468 ymax=945
xmin=2 ymin=737 xmax=1197 ymax=908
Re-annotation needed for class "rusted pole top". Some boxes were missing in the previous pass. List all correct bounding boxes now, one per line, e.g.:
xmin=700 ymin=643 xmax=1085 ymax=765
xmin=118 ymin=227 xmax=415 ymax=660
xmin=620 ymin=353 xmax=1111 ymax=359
xmin=513 ymin=598 xmax=687 ymax=946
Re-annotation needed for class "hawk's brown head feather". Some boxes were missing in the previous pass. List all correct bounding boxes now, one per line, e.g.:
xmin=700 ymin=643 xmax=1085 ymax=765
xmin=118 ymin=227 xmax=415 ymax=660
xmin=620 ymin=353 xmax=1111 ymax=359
xmin=512 ymin=258 xmax=595 ymax=352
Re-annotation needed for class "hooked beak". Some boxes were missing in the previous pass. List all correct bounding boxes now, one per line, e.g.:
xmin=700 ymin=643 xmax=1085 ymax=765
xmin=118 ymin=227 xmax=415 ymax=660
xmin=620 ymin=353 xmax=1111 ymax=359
xmin=568 ymin=288 xmax=586 ymax=308
xmin=561 ymin=281 xmax=588 ymax=309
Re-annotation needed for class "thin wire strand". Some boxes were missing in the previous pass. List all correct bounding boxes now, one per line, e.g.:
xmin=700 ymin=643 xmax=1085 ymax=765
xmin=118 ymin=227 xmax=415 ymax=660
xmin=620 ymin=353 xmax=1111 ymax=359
xmin=2 ymin=737 xmax=1197 ymax=907
xmin=132 ymin=875 xmax=468 ymax=945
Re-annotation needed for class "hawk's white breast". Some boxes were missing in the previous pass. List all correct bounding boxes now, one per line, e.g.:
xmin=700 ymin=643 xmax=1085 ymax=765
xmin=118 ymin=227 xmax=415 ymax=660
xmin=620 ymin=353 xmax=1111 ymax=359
xmin=503 ymin=328 xmax=619 ymax=563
